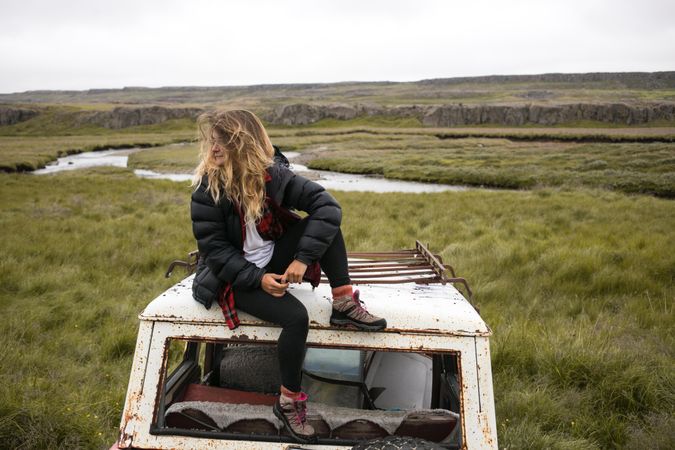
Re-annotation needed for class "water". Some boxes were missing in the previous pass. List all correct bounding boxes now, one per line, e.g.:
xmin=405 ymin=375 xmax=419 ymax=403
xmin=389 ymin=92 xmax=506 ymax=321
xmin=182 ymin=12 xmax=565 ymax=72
xmin=132 ymin=169 xmax=192 ymax=182
xmin=293 ymin=166 xmax=465 ymax=193
xmin=32 ymin=149 xmax=134 ymax=174
xmin=34 ymin=148 xmax=470 ymax=193
xmin=285 ymin=152 xmax=466 ymax=193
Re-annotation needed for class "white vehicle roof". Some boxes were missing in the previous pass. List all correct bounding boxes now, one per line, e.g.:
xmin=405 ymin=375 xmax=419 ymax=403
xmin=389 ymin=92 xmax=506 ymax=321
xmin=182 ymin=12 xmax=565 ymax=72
xmin=141 ymin=274 xmax=490 ymax=337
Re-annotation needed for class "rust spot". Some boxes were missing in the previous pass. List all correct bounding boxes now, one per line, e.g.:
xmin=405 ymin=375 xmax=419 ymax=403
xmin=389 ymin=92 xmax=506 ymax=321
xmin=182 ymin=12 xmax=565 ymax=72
xmin=481 ymin=413 xmax=495 ymax=447
xmin=118 ymin=427 xmax=135 ymax=448
xmin=122 ymin=390 xmax=142 ymax=425
xmin=457 ymin=354 xmax=468 ymax=450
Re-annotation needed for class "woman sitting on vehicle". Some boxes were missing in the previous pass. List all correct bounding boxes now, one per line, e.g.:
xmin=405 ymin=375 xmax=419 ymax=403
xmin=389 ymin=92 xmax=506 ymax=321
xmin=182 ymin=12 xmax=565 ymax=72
xmin=190 ymin=109 xmax=386 ymax=443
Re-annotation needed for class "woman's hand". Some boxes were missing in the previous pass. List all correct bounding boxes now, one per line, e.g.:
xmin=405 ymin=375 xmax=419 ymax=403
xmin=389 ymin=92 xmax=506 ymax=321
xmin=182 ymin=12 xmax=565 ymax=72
xmin=282 ymin=260 xmax=308 ymax=284
xmin=261 ymin=273 xmax=289 ymax=298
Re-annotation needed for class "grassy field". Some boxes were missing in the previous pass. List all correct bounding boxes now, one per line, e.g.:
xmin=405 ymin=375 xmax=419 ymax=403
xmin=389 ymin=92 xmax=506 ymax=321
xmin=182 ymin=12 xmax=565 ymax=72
xmin=0 ymin=169 xmax=194 ymax=449
xmin=127 ymin=142 xmax=200 ymax=174
xmin=0 ymin=168 xmax=673 ymax=449
xmin=0 ymin=134 xmax=194 ymax=172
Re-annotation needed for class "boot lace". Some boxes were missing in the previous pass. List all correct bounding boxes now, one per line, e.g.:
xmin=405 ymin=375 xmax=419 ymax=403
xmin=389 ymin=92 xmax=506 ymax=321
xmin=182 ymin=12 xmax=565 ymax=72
xmin=349 ymin=290 xmax=374 ymax=320
xmin=281 ymin=394 xmax=308 ymax=426
xmin=291 ymin=399 xmax=307 ymax=425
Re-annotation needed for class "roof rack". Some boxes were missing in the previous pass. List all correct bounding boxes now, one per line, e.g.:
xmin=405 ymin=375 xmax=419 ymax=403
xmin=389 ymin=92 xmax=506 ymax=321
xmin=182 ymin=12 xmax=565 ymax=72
xmin=165 ymin=241 xmax=473 ymax=301
xmin=331 ymin=241 xmax=473 ymax=301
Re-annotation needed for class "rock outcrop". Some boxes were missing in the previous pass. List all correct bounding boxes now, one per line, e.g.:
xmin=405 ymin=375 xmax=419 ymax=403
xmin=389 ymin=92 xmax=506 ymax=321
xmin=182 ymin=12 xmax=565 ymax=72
xmin=422 ymin=103 xmax=675 ymax=126
xmin=418 ymin=71 xmax=675 ymax=89
xmin=0 ymin=106 xmax=38 ymax=125
xmin=265 ymin=103 xmax=427 ymax=125
xmin=76 ymin=106 xmax=204 ymax=129
xmin=266 ymin=104 xmax=356 ymax=125
xmin=264 ymin=102 xmax=675 ymax=126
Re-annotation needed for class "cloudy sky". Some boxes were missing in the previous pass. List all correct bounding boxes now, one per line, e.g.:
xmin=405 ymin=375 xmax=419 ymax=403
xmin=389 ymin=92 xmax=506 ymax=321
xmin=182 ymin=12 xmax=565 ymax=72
xmin=1 ymin=0 xmax=673 ymax=93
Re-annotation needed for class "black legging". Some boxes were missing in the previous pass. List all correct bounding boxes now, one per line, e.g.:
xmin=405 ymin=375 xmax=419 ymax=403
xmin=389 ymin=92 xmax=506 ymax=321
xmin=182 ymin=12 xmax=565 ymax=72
xmin=233 ymin=217 xmax=350 ymax=392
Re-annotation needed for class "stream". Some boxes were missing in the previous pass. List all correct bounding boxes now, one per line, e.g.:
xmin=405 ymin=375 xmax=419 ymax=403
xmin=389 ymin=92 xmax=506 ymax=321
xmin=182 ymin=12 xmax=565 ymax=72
xmin=33 ymin=147 xmax=469 ymax=193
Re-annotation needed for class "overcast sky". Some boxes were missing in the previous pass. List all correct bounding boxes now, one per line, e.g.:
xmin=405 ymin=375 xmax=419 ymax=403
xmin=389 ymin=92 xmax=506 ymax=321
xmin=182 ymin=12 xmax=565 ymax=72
xmin=1 ymin=0 xmax=673 ymax=93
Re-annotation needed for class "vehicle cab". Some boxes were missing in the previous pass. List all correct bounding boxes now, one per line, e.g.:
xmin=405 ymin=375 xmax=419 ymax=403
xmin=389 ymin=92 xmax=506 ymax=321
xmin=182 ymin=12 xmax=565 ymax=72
xmin=113 ymin=242 xmax=498 ymax=449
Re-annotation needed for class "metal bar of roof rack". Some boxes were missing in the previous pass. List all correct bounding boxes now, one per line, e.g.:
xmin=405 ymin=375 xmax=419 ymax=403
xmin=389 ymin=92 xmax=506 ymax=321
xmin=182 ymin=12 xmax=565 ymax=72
xmin=444 ymin=264 xmax=457 ymax=278
xmin=348 ymin=258 xmax=429 ymax=266
xmin=348 ymin=264 xmax=436 ymax=273
xmin=346 ymin=270 xmax=438 ymax=279
xmin=417 ymin=241 xmax=473 ymax=301
xmin=446 ymin=277 xmax=473 ymax=300
xmin=347 ymin=250 xmax=416 ymax=257
xmin=165 ymin=250 xmax=199 ymax=278
xmin=415 ymin=241 xmax=448 ymax=284
xmin=349 ymin=259 xmax=429 ymax=270
xmin=322 ymin=276 xmax=443 ymax=285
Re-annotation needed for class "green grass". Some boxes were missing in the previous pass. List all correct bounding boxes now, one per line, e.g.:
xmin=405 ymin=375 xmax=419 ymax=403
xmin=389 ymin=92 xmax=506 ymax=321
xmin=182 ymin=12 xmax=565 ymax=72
xmin=0 ymin=133 xmax=195 ymax=172
xmin=0 ymin=169 xmax=195 ymax=449
xmin=0 ymin=168 xmax=673 ymax=449
xmin=127 ymin=142 xmax=200 ymax=173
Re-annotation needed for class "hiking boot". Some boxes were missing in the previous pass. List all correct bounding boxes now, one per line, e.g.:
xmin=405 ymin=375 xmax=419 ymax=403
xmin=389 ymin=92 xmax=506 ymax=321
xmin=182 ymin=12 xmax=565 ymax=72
xmin=273 ymin=392 xmax=317 ymax=444
xmin=330 ymin=290 xmax=387 ymax=331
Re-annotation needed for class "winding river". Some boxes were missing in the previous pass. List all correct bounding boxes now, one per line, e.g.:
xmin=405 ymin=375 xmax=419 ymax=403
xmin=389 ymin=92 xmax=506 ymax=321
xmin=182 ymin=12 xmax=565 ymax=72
xmin=33 ymin=148 xmax=469 ymax=193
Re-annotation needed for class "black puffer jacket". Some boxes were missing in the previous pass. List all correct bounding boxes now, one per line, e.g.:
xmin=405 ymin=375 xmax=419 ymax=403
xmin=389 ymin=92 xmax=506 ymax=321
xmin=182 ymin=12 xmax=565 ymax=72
xmin=191 ymin=163 xmax=342 ymax=309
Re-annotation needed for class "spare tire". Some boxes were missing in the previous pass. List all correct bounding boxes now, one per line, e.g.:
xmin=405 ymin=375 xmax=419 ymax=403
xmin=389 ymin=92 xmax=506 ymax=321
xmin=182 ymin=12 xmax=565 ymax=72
xmin=351 ymin=435 xmax=445 ymax=450
xmin=219 ymin=344 xmax=281 ymax=393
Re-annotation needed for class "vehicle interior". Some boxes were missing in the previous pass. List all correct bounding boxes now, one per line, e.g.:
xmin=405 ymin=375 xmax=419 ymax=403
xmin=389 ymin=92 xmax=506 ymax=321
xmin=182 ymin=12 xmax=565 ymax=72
xmin=152 ymin=338 xmax=463 ymax=448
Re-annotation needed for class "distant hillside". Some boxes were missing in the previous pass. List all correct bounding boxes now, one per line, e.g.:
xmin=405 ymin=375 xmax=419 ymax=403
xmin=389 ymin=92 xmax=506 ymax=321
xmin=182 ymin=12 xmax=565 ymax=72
xmin=1 ymin=72 xmax=674 ymax=108
xmin=1 ymin=72 xmax=674 ymax=130
xmin=418 ymin=72 xmax=675 ymax=88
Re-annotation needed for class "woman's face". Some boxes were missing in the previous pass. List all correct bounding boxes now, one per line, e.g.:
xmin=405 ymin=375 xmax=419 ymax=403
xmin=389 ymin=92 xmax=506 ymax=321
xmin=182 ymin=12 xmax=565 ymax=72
xmin=210 ymin=133 xmax=225 ymax=167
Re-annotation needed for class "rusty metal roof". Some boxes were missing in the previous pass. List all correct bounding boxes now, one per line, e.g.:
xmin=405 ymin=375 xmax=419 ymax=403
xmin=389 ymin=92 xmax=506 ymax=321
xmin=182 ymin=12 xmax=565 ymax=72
xmin=140 ymin=276 xmax=490 ymax=337
xmin=146 ymin=242 xmax=490 ymax=337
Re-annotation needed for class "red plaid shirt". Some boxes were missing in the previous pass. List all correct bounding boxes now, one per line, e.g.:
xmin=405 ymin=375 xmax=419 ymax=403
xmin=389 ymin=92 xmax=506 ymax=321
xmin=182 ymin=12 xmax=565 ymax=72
xmin=217 ymin=172 xmax=320 ymax=330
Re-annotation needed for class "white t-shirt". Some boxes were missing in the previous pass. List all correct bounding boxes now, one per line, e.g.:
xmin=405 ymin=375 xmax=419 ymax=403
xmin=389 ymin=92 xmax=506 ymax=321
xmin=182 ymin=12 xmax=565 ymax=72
xmin=243 ymin=221 xmax=275 ymax=268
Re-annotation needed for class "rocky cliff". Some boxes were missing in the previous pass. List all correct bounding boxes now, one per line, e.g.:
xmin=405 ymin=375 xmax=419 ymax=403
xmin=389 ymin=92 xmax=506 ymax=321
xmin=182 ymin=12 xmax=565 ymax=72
xmin=3 ymin=101 xmax=673 ymax=130
xmin=265 ymin=102 xmax=675 ymax=126
xmin=0 ymin=106 xmax=38 ymax=125
xmin=76 ymin=106 xmax=204 ymax=129
xmin=423 ymin=103 xmax=675 ymax=126
xmin=419 ymin=71 xmax=675 ymax=89
xmin=263 ymin=103 xmax=427 ymax=125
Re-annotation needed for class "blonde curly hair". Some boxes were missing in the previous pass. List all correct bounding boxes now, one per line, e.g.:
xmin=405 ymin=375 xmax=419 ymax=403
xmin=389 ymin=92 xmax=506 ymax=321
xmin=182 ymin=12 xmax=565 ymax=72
xmin=193 ymin=110 xmax=275 ymax=224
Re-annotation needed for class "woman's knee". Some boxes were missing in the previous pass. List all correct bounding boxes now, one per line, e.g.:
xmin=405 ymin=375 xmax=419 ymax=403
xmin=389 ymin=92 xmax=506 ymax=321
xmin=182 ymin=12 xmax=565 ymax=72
xmin=282 ymin=303 xmax=309 ymax=330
